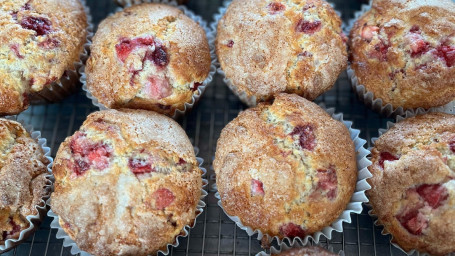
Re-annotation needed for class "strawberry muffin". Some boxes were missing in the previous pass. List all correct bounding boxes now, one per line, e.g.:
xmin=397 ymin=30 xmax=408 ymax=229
xmin=86 ymin=3 xmax=211 ymax=116
xmin=272 ymin=246 xmax=337 ymax=256
xmin=368 ymin=113 xmax=455 ymax=255
xmin=0 ymin=119 xmax=50 ymax=244
xmin=216 ymin=0 xmax=347 ymax=106
xmin=51 ymin=109 xmax=203 ymax=256
xmin=214 ymin=93 xmax=357 ymax=240
xmin=349 ymin=0 xmax=455 ymax=110
xmin=0 ymin=0 xmax=88 ymax=115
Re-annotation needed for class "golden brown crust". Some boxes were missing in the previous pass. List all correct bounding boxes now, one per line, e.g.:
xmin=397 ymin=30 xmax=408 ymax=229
xmin=51 ymin=109 xmax=202 ymax=256
xmin=216 ymin=0 xmax=347 ymax=106
xmin=368 ymin=113 xmax=455 ymax=255
xmin=86 ymin=3 xmax=211 ymax=116
xmin=213 ymin=93 xmax=357 ymax=238
xmin=272 ymin=246 xmax=337 ymax=256
xmin=0 ymin=119 xmax=49 ymax=243
xmin=349 ymin=0 xmax=455 ymax=109
xmin=0 ymin=0 xmax=88 ymax=115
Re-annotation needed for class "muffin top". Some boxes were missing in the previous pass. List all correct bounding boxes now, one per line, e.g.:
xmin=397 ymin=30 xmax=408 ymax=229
xmin=272 ymin=246 xmax=337 ymax=256
xmin=216 ymin=0 xmax=347 ymax=106
xmin=0 ymin=119 xmax=50 ymax=243
xmin=0 ymin=0 xmax=88 ymax=115
xmin=51 ymin=109 xmax=202 ymax=256
xmin=86 ymin=3 xmax=211 ymax=116
xmin=349 ymin=0 xmax=455 ymax=110
xmin=213 ymin=93 xmax=357 ymax=239
xmin=368 ymin=113 xmax=455 ymax=255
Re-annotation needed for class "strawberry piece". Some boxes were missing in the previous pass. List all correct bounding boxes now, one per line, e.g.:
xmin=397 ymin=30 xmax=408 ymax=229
xmin=2 ymin=219 xmax=22 ymax=241
xmin=226 ymin=40 xmax=234 ymax=48
xmin=370 ymin=41 xmax=389 ymax=61
xmin=38 ymin=38 xmax=60 ymax=49
xmin=128 ymin=158 xmax=154 ymax=174
xmin=279 ymin=223 xmax=306 ymax=238
xmin=251 ymin=179 xmax=265 ymax=196
xmin=296 ymin=19 xmax=321 ymax=34
xmin=115 ymin=36 xmax=154 ymax=63
xmin=268 ymin=2 xmax=285 ymax=14
xmin=397 ymin=209 xmax=428 ymax=235
xmin=340 ymin=32 xmax=348 ymax=43
xmin=450 ymin=140 xmax=455 ymax=153
xmin=416 ymin=184 xmax=448 ymax=209
xmin=10 ymin=44 xmax=23 ymax=59
xmin=315 ymin=168 xmax=338 ymax=200
xmin=153 ymin=188 xmax=175 ymax=210
xmin=20 ymin=16 xmax=52 ymax=36
xmin=407 ymin=33 xmax=429 ymax=57
xmin=378 ymin=152 xmax=399 ymax=169
xmin=151 ymin=45 xmax=168 ymax=67
xmin=144 ymin=76 xmax=172 ymax=100
xmin=409 ymin=25 xmax=420 ymax=33
xmin=70 ymin=132 xmax=89 ymax=155
xmin=69 ymin=132 xmax=111 ymax=175
xmin=290 ymin=125 xmax=316 ymax=151
xmin=87 ymin=145 xmax=111 ymax=170
xmin=74 ymin=159 xmax=90 ymax=176
xmin=435 ymin=43 xmax=455 ymax=67
xmin=361 ymin=25 xmax=379 ymax=41
xmin=192 ymin=82 xmax=202 ymax=92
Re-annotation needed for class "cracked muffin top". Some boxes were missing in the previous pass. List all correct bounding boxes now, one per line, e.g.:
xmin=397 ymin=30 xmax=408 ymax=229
xmin=51 ymin=109 xmax=203 ymax=256
xmin=0 ymin=119 xmax=50 ymax=244
xmin=216 ymin=0 xmax=347 ymax=106
xmin=213 ymin=93 xmax=357 ymax=239
xmin=368 ymin=113 xmax=455 ymax=255
xmin=86 ymin=3 xmax=211 ymax=116
xmin=0 ymin=0 xmax=88 ymax=115
xmin=272 ymin=246 xmax=337 ymax=256
xmin=349 ymin=0 xmax=455 ymax=110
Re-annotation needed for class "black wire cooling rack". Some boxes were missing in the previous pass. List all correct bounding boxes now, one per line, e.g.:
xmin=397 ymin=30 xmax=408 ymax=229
xmin=3 ymin=0 xmax=424 ymax=255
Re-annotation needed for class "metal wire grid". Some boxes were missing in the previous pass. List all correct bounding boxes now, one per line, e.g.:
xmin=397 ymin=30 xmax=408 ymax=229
xmin=1 ymin=0 xmax=421 ymax=255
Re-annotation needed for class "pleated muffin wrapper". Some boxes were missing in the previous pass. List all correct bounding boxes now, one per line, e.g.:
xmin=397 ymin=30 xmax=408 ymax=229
xmin=0 ymin=116 xmax=54 ymax=253
xmin=256 ymin=242 xmax=345 ymax=256
xmin=48 ymin=147 xmax=208 ymax=256
xmin=213 ymin=106 xmax=372 ymax=247
xmin=29 ymin=0 xmax=94 ymax=104
xmin=367 ymin=103 xmax=455 ymax=256
xmin=81 ymin=0 xmax=217 ymax=120
xmin=212 ymin=0 xmax=344 ymax=107
xmin=345 ymin=1 xmax=455 ymax=118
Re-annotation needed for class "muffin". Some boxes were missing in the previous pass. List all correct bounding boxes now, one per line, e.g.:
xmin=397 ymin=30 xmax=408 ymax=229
xmin=86 ymin=3 xmax=211 ymax=116
xmin=0 ymin=119 xmax=50 ymax=243
xmin=368 ymin=113 xmax=455 ymax=255
xmin=272 ymin=246 xmax=337 ymax=256
xmin=0 ymin=0 xmax=88 ymax=115
xmin=216 ymin=0 xmax=347 ymax=106
xmin=349 ymin=0 xmax=455 ymax=110
xmin=51 ymin=109 xmax=203 ymax=256
xmin=213 ymin=93 xmax=357 ymax=239
xmin=115 ymin=0 xmax=189 ymax=6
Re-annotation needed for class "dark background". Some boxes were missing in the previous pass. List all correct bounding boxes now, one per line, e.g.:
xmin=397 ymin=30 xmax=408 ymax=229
xmin=5 ymin=0 xmax=411 ymax=255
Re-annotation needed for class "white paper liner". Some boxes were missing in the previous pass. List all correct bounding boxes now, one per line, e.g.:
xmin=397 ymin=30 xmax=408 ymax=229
xmin=29 ymin=0 xmax=94 ymax=104
xmin=345 ymin=1 xmax=455 ymax=118
xmin=212 ymin=1 xmax=345 ymax=107
xmin=48 ymin=147 xmax=208 ymax=256
xmin=0 ymin=117 xmax=54 ymax=253
xmin=367 ymin=103 xmax=455 ymax=256
xmin=213 ymin=106 xmax=372 ymax=247
xmin=256 ymin=242 xmax=345 ymax=256
xmin=81 ymin=0 xmax=216 ymax=120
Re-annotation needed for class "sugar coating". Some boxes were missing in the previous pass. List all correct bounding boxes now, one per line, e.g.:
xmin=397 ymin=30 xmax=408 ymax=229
xmin=349 ymin=0 xmax=455 ymax=109
xmin=51 ymin=109 xmax=203 ymax=256
xmin=214 ymin=93 xmax=357 ymax=238
xmin=0 ymin=0 xmax=88 ymax=115
xmin=216 ymin=0 xmax=347 ymax=106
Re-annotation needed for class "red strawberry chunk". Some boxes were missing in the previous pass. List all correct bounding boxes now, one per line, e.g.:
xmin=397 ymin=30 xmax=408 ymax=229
xmin=435 ymin=44 xmax=455 ymax=67
xmin=87 ymin=145 xmax=111 ymax=170
xmin=153 ymin=188 xmax=175 ymax=210
xmin=315 ymin=168 xmax=338 ymax=200
xmin=397 ymin=209 xmax=428 ymax=235
xmin=407 ymin=33 xmax=429 ymax=57
xmin=378 ymin=152 xmax=399 ymax=169
xmin=279 ymin=223 xmax=306 ymax=238
xmin=290 ymin=125 xmax=316 ymax=151
xmin=340 ymin=32 xmax=348 ymax=43
xmin=226 ymin=40 xmax=234 ymax=48
xmin=450 ymin=140 xmax=455 ymax=153
xmin=2 ymin=219 xmax=22 ymax=241
xmin=370 ymin=41 xmax=389 ymax=61
xmin=251 ymin=179 xmax=265 ymax=196
xmin=268 ymin=2 xmax=285 ymax=14
xmin=115 ymin=36 xmax=154 ymax=63
xmin=38 ymin=38 xmax=60 ymax=49
xmin=150 ymin=45 xmax=168 ymax=67
xmin=409 ymin=25 xmax=420 ymax=34
xmin=416 ymin=184 xmax=448 ymax=209
xmin=192 ymin=82 xmax=202 ymax=92
xmin=361 ymin=25 xmax=379 ymax=41
xmin=144 ymin=75 xmax=172 ymax=100
xmin=128 ymin=158 xmax=154 ymax=175
xmin=20 ymin=16 xmax=52 ymax=36
xmin=296 ymin=19 xmax=321 ymax=34
xmin=69 ymin=132 xmax=112 ymax=175
xmin=10 ymin=44 xmax=23 ymax=59
xmin=70 ymin=132 xmax=89 ymax=155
